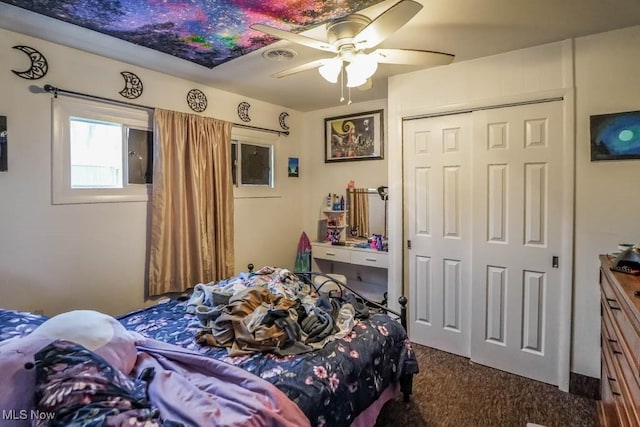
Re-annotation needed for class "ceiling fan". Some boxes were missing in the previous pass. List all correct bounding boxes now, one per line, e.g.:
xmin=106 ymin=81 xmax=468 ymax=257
xmin=251 ymin=0 xmax=454 ymax=88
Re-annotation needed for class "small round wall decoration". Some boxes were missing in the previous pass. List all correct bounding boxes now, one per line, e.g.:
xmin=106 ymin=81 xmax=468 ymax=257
xmin=187 ymin=89 xmax=207 ymax=112
xmin=279 ymin=112 xmax=290 ymax=130
xmin=237 ymin=101 xmax=251 ymax=122
xmin=11 ymin=45 xmax=48 ymax=80
xmin=119 ymin=71 xmax=143 ymax=99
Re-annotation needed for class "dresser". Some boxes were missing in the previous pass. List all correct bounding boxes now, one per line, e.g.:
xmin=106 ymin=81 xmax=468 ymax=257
xmin=599 ymin=255 xmax=640 ymax=426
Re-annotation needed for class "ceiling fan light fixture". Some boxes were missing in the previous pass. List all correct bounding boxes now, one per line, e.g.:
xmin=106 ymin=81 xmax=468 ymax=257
xmin=346 ymin=72 xmax=367 ymax=88
xmin=318 ymin=58 xmax=343 ymax=83
xmin=345 ymin=54 xmax=378 ymax=87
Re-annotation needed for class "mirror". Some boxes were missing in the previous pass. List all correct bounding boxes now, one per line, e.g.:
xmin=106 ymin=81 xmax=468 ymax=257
xmin=346 ymin=187 xmax=387 ymax=239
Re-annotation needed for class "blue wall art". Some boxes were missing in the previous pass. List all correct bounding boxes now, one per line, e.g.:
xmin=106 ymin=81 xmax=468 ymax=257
xmin=591 ymin=110 xmax=640 ymax=161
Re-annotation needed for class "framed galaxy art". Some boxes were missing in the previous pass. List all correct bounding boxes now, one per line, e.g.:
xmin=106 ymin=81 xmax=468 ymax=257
xmin=591 ymin=110 xmax=640 ymax=161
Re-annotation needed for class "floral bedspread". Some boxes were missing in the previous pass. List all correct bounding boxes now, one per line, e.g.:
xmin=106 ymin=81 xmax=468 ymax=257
xmin=118 ymin=299 xmax=417 ymax=427
xmin=0 ymin=309 xmax=46 ymax=341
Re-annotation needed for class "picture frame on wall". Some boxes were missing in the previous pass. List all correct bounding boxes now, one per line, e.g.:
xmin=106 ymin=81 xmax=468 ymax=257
xmin=0 ymin=116 xmax=7 ymax=172
xmin=288 ymin=157 xmax=299 ymax=177
xmin=590 ymin=110 xmax=640 ymax=161
xmin=324 ymin=109 xmax=383 ymax=163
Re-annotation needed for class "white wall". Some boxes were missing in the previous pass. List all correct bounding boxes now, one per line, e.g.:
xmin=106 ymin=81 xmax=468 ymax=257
xmin=573 ymin=25 xmax=640 ymax=377
xmin=301 ymin=98 xmax=388 ymax=244
xmin=0 ymin=28 xmax=304 ymax=316
xmin=387 ymin=25 xmax=640 ymax=380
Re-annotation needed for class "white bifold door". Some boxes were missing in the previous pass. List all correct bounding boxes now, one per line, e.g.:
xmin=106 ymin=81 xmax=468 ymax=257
xmin=404 ymin=100 xmax=566 ymax=385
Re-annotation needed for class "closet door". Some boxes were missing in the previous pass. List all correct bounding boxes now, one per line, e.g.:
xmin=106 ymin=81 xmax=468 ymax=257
xmin=403 ymin=113 xmax=472 ymax=357
xmin=470 ymin=101 xmax=564 ymax=385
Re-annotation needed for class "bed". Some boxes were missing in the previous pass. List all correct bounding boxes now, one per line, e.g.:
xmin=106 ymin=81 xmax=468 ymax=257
xmin=0 ymin=267 xmax=418 ymax=427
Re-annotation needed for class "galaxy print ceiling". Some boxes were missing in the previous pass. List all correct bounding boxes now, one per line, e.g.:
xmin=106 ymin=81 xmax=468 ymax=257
xmin=2 ymin=0 xmax=384 ymax=68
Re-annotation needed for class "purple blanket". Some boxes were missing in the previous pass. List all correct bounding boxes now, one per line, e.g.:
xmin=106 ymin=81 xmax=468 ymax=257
xmin=135 ymin=339 xmax=311 ymax=427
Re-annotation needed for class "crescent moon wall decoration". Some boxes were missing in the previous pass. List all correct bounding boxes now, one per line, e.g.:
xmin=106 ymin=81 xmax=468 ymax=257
xmin=187 ymin=89 xmax=207 ymax=112
xmin=279 ymin=112 xmax=290 ymax=130
xmin=119 ymin=71 xmax=143 ymax=99
xmin=237 ymin=102 xmax=251 ymax=122
xmin=11 ymin=45 xmax=48 ymax=80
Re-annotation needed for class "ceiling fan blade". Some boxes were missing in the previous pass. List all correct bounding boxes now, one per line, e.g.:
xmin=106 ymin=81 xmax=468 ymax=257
xmin=271 ymin=58 xmax=333 ymax=78
xmin=371 ymin=48 xmax=454 ymax=66
xmin=251 ymin=24 xmax=337 ymax=53
xmin=353 ymin=0 xmax=423 ymax=49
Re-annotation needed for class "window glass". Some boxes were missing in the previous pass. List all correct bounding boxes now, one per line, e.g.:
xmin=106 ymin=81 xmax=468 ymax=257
xmin=127 ymin=128 xmax=153 ymax=185
xmin=70 ymin=118 xmax=123 ymax=188
xmin=231 ymin=140 xmax=273 ymax=188
xmin=240 ymin=143 xmax=272 ymax=186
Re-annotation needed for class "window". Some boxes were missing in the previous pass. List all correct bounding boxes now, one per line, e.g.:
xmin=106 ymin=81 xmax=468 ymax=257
xmin=231 ymin=140 xmax=273 ymax=187
xmin=52 ymin=97 xmax=153 ymax=204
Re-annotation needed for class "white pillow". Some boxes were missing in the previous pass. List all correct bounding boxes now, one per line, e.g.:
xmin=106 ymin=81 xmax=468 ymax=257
xmin=30 ymin=310 xmax=138 ymax=374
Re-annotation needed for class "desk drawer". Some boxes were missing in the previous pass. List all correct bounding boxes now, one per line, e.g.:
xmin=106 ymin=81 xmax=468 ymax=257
xmin=313 ymin=246 xmax=350 ymax=263
xmin=350 ymin=250 xmax=388 ymax=269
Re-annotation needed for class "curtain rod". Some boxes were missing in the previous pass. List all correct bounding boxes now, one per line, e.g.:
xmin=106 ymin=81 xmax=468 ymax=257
xmin=42 ymin=84 xmax=290 ymax=136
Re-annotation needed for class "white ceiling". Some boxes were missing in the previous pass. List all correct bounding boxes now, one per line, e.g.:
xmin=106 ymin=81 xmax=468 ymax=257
xmin=2 ymin=0 xmax=640 ymax=112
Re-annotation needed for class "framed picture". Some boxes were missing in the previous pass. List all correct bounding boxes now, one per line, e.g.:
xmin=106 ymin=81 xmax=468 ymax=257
xmin=325 ymin=109 xmax=383 ymax=162
xmin=288 ymin=157 xmax=299 ymax=177
xmin=0 ymin=116 xmax=6 ymax=172
xmin=590 ymin=110 xmax=640 ymax=161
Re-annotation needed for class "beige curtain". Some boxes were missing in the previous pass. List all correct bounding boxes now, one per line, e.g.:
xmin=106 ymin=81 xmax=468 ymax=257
xmin=348 ymin=188 xmax=369 ymax=237
xmin=148 ymin=108 xmax=234 ymax=296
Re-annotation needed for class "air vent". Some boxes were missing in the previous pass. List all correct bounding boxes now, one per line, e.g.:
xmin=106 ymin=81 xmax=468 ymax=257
xmin=262 ymin=48 xmax=297 ymax=62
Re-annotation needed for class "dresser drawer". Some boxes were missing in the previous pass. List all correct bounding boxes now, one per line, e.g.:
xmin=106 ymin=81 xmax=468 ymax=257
xmin=312 ymin=245 xmax=351 ymax=263
xmin=602 ymin=333 xmax=634 ymax=427
xmin=600 ymin=353 xmax=624 ymax=427
xmin=601 ymin=270 xmax=640 ymax=381
xmin=350 ymin=250 xmax=389 ymax=269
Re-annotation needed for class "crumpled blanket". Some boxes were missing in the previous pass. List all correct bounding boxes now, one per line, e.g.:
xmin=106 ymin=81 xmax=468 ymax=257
xmin=135 ymin=339 xmax=311 ymax=427
xmin=192 ymin=267 xmax=362 ymax=356
xmin=196 ymin=287 xmax=314 ymax=356
xmin=186 ymin=267 xmax=316 ymax=315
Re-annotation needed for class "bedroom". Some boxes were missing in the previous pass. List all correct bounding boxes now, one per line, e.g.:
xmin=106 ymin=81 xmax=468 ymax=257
xmin=1 ymin=0 xmax=640 ymax=425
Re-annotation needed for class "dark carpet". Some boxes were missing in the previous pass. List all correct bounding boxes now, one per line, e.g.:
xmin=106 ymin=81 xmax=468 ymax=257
xmin=375 ymin=344 xmax=597 ymax=427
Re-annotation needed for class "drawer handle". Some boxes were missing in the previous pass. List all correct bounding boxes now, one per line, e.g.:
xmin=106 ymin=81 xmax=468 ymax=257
xmin=607 ymin=298 xmax=622 ymax=311
xmin=608 ymin=338 xmax=623 ymax=355
xmin=325 ymin=252 xmax=336 ymax=256
xmin=365 ymin=258 xmax=377 ymax=262
xmin=607 ymin=376 xmax=622 ymax=396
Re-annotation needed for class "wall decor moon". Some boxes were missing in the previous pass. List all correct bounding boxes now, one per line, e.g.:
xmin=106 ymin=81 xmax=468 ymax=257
xmin=237 ymin=102 xmax=251 ymax=122
xmin=11 ymin=45 xmax=48 ymax=80
xmin=119 ymin=71 xmax=143 ymax=99
xmin=187 ymin=89 xmax=207 ymax=112
xmin=279 ymin=112 xmax=290 ymax=130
